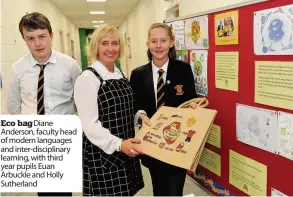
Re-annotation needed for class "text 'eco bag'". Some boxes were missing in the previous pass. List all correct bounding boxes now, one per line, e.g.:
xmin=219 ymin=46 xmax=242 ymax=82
xmin=135 ymin=105 xmax=217 ymax=172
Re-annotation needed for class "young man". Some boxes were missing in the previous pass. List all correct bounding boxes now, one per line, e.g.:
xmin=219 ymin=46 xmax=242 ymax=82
xmin=6 ymin=12 xmax=81 ymax=196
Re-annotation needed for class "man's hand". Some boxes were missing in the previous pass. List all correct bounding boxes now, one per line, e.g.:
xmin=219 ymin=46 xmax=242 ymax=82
xmin=140 ymin=114 xmax=151 ymax=127
xmin=121 ymin=138 xmax=144 ymax=157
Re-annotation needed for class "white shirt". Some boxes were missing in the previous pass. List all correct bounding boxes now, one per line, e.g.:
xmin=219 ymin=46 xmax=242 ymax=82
xmin=6 ymin=50 xmax=82 ymax=115
xmin=134 ymin=59 xmax=169 ymax=125
xmin=151 ymin=59 xmax=169 ymax=106
xmin=74 ymin=61 xmax=123 ymax=154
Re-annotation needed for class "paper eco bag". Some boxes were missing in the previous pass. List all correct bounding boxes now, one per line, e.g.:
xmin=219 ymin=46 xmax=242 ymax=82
xmin=135 ymin=106 xmax=217 ymax=171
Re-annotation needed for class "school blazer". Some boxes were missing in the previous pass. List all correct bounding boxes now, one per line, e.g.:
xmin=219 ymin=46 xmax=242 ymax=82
xmin=130 ymin=59 xmax=197 ymax=120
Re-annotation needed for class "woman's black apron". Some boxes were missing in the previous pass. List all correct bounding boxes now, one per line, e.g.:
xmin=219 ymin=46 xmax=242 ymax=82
xmin=83 ymin=67 xmax=144 ymax=196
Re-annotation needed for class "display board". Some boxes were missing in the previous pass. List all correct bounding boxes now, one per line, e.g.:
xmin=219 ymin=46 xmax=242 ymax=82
xmin=167 ymin=0 xmax=293 ymax=196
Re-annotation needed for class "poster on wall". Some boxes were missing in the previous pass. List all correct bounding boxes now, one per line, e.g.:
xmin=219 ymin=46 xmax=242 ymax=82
xmin=272 ymin=188 xmax=288 ymax=197
xmin=255 ymin=61 xmax=293 ymax=110
xmin=167 ymin=20 xmax=185 ymax=50
xmin=236 ymin=104 xmax=278 ymax=154
xmin=215 ymin=10 xmax=239 ymax=45
xmin=229 ymin=150 xmax=267 ymax=196
xmin=176 ymin=50 xmax=189 ymax=63
xmin=190 ymin=50 xmax=208 ymax=96
xmin=185 ymin=15 xmax=209 ymax=49
xmin=198 ymin=148 xmax=221 ymax=176
xmin=215 ymin=52 xmax=238 ymax=92
xmin=277 ymin=111 xmax=293 ymax=161
xmin=254 ymin=4 xmax=293 ymax=55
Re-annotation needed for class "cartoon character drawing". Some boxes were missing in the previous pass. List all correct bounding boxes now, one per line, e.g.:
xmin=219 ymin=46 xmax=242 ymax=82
xmin=163 ymin=122 xmax=181 ymax=144
xmin=187 ymin=117 xmax=196 ymax=127
xmin=152 ymin=122 xmax=164 ymax=130
xmin=143 ymin=132 xmax=150 ymax=141
xmin=158 ymin=142 xmax=166 ymax=149
xmin=185 ymin=130 xmax=196 ymax=142
xmin=176 ymin=142 xmax=185 ymax=152
xmin=191 ymin=21 xmax=200 ymax=43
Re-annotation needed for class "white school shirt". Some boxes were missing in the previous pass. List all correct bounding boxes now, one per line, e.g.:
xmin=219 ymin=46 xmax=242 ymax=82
xmin=6 ymin=50 xmax=82 ymax=115
xmin=74 ymin=60 xmax=123 ymax=154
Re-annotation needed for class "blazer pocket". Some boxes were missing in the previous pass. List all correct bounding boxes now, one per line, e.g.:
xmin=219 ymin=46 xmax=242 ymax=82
xmin=100 ymin=152 xmax=126 ymax=170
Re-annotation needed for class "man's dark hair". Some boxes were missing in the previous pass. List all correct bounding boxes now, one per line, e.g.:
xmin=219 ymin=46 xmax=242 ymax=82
xmin=19 ymin=12 xmax=52 ymax=37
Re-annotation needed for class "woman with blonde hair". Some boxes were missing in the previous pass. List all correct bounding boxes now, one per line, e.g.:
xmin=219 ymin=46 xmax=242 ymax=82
xmin=74 ymin=24 xmax=144 ymax=196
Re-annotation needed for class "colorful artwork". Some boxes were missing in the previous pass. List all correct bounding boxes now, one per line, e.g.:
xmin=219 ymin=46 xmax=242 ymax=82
xmin=167 ymin=20 xmax=185 ymax=50
xmin=254 ymin=4 xmax=293 ymax=55
xmin=135 ymin=107 xmax=217 ymax=170
xmin=176 ymin=50 xmax=189 ymax=63
xmin=277 ymin=111 xmax=293 ymax=161
xmin=215 ymin=11 xmax=239 ymax=45
xmin=185 ymin=15 xmax=209 ymax=49
xmin=190 ymin=50 xmax=208 ymax=96
xmin=187 ymin=172 xmax=235 ymax=196
xmin=185 ymin=130 xmax=196 ymax=142
xmin=176 ymin=142 xmax=185 ymax=152
xmin=163 ymin=122 xmax=181 ymax=144
xmin=187 ymin=117 xmax=196 ymax=127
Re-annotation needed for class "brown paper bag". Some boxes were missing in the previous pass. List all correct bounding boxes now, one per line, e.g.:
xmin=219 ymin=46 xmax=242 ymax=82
xmin=135 ymin=106 xmax=217 ymax=171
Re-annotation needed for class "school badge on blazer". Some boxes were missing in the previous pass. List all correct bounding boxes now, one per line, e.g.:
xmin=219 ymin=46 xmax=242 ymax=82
xmin=175 ymin=85 xmax=184 ymax=95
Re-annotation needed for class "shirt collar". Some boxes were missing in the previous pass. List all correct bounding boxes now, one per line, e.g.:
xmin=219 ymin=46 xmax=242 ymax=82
xmin=152 ymin=59 xmax=169 ymax=76
xmin=29 ymin=50 xmax=57 ymax=67
xmin=92 ymin=60 xmax=121 ymax=78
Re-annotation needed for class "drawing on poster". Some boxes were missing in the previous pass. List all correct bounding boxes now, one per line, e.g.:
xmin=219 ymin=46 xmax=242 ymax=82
xmin=254 ymin=4 xmax=293 ymax=55
xmin=176 ymin=50 xmax=188 ymax=63
xmin=185 ymin=15 xmax=209 ymax=49
xmin=168 ymin=20 xmax=185 ymax=50
xmin=277 ymin=111 xmax=293 ymax=161
xmin=236 ymin=104 xmax=278 ymax=153
xmin=190 ymin=50 xmax=208 ymax=96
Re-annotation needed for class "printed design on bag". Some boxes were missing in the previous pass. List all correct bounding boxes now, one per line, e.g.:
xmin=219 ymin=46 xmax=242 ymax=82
xmin=175 ymin=85 xmax=184 ymax=95
xmin=187 ymin=117 xmax=196 ymax=127
xmin=158 ymin=142 xmax=166 ymax=149
xmin=176 ymin=142 xmax=185 ymax=152
xmin=152 ymin=122 xmax=164 ymax=131
xmin=157 ymin=114 xmax=168 ymax=121
xmin=185 ymin=130 xmax=196 ymax=142
xmin=171 ymin=114 xmax=183 ymax=119
xmin=143 ymin=132 xmax=150 ymax=141
xmin=163 ymin=122 xmax=181 ymax=144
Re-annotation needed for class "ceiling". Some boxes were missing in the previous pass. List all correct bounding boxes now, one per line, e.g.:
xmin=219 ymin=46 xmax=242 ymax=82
xmin=50 ymin=0 xmax=140 ymax=29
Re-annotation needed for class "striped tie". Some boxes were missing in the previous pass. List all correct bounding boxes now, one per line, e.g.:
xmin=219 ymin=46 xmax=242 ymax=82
xmin=37 ymin=63 xmax=48 ymax=115
xmin=157 ymin=69 xmax=165 ymax=109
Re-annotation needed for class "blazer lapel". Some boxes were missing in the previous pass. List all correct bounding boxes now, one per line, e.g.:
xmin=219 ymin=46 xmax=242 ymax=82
xmin=166 ymin=59 xmax=176 ymax=89
xmin=144 ymin=63 xmax=156 ymax=112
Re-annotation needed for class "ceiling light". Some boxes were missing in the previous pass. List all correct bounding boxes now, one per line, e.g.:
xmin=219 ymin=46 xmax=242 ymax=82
xmin=94 ymin=25 xmax=100 ymax=28
xmin=86 ymin=0 xmax=106 ymax=2
xmin=90 ymin=11 xmax=105 ymax=14
xmin=92 ymin=20 xmax=104 ymax=23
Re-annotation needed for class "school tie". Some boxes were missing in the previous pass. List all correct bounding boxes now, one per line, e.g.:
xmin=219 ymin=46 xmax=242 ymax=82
xmin=37 ymin=63 xmax=48 ymax=115
xmin=157 ymin=69 xmax=165 ymax=109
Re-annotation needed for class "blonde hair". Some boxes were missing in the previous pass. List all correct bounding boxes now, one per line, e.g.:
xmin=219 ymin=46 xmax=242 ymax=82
xmin=147 ymin=23 xmax=176 ymax=61
xmin=147 ymin=23 xmax=173 ymax=40
xmin=86 ymin=24 xmax=124 ymax=63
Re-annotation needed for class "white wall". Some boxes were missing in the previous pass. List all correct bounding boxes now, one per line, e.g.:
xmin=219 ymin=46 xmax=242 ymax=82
xmin=119 ymin=0 xmax=172 ymax=77
xmin=1 ymin=0 xmax=81 ymax=114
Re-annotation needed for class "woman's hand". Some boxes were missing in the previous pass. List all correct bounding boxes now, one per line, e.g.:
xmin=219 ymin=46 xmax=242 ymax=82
xmin=188 ymin=102 xmax=197 ymax=109
xmin=121 ymin=138 xmax=144 ymax=157
xmin=140 ymin=113 xmax=151 ymax=127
